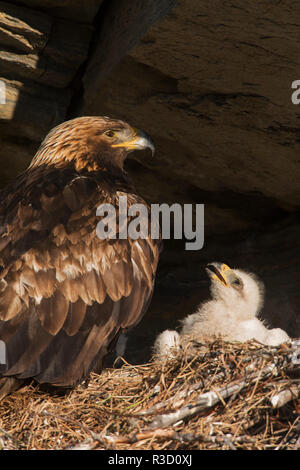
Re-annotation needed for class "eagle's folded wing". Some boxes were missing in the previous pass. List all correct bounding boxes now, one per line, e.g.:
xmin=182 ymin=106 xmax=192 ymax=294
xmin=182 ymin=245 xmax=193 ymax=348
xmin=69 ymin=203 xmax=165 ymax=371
xmin=0 ymin=168 xmax=160 ymax=386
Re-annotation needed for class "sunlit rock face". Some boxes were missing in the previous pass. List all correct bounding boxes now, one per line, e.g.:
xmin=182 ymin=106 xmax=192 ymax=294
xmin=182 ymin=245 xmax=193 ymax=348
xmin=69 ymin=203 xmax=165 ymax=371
xmin=0 ymin=0 xmax=99 ymax=186
xmin=83 ymin=0 xmax=300 ymax=235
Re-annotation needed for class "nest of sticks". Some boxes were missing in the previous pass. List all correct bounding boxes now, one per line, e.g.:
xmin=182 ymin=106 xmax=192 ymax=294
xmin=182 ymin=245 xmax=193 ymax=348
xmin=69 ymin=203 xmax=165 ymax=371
xmin=0 ymin=338 xmax=299 ymax=450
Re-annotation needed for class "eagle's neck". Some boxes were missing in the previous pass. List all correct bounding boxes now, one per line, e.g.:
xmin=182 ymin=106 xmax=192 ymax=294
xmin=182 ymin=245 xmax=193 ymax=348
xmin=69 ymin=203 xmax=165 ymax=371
xmin=26 ymin=137 xmax=133 ymax=193
xmin=29 ymin=148 xmax=124 ymax=173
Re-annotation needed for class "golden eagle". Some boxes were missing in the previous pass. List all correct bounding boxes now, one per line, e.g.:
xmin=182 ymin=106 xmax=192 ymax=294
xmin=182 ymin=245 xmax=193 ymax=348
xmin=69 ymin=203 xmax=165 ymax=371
xmin=0 ymin=116 xmax=161 ymax=397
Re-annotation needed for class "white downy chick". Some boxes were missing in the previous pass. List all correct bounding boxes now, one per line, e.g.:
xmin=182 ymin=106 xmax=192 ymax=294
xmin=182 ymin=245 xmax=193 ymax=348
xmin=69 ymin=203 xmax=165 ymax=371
xmin=153 ymin=329 xmax=181 ymax=360
xmin=181 ymin=262 xmax=290 ymax=346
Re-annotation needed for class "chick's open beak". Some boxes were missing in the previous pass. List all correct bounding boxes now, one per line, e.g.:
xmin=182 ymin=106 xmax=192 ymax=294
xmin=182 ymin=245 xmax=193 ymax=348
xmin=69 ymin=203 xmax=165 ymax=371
xmin=206 ymin=262 xmax=232 ymax=287
xmin=112 ymin=129 xmax=155 ymax=156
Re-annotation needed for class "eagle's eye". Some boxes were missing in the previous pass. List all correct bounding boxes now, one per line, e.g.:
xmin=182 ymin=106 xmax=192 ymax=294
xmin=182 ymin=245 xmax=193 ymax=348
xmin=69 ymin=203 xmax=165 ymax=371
xmin=104 ymin=130 xmax=116 ymax=138
xmin=232 ymin=278 xmax=242 ymax=288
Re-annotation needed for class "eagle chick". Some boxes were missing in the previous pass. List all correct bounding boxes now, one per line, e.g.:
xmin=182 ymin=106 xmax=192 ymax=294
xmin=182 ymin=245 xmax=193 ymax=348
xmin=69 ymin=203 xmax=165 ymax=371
xmin=154 ymin=263 xmax=290 ymax=360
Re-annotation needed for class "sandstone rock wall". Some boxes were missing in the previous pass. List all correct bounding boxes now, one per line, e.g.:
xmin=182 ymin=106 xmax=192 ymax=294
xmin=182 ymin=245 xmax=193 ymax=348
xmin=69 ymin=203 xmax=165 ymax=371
xmin=0 ymin=0 xmax=103 ymax=186
xmin=82 ymin=0 xmax=300 ymax=235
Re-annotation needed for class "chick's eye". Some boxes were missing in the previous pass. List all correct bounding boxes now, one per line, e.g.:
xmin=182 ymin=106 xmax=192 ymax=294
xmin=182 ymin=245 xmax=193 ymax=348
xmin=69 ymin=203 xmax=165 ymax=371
xmin=232 ymin=278 xmax=241 ymax=286
xmin=104 ymin=130 xmax=116 ymax=138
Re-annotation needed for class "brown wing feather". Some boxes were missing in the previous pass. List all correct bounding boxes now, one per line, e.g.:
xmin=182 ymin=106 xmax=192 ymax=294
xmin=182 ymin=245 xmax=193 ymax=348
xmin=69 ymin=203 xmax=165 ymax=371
xmin=3 ymin=309 xmax=53 ymax=376
xmin=0 ymin=164 xmax=161 ymax=386
xmin=63 ymin=299 xmax=87 ymax=336
xmin=36 ymin=290 xmax=69 ymax=336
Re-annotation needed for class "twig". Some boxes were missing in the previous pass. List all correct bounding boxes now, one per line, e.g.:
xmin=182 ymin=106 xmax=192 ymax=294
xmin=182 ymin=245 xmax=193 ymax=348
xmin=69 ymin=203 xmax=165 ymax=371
xmin=148 ymin=363 xmax=276 ymax=429
xmin=0 ymin=428 xmax=25 ymax=449
xmin=65 ymin=439 xmax=100 ymax=450
xmin=40 ymin=410 xmax=107 ymax=447
xmin=270 ymin=385 xmax=299 ymax=409
xmin=101 ymin=428 xmax=256 ymax=446
xmin=139 ymin=372 xmax=225 ymax=416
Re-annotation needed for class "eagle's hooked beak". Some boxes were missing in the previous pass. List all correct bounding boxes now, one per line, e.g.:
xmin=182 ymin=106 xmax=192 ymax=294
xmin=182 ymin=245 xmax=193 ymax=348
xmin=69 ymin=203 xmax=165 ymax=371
xmin=112 ymin=129 xmax=155 ymax=156
xmin=206 ymin=262 xmax=232 ymax=287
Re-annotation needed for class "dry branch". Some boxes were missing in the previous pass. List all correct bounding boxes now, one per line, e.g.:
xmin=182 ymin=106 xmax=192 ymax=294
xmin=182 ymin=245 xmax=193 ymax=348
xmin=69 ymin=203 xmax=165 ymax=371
xmin=148 ymin=363 xmax=276 ymax=429
xmin=270 ymin=385 xmax=299 ymax=409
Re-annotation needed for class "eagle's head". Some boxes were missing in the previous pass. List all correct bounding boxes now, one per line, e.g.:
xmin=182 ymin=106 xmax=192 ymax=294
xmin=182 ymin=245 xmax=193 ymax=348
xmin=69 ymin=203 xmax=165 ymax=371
xmin=29 ymin=116 xmax=155 ymax=172
xmin=206 ymin=262 xmax=264 ymax=319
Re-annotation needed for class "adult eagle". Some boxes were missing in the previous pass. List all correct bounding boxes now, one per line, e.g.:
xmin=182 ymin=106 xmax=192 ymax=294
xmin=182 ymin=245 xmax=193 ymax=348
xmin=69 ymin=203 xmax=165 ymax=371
xmin=0 ymin=116 xmax=161 ymax=398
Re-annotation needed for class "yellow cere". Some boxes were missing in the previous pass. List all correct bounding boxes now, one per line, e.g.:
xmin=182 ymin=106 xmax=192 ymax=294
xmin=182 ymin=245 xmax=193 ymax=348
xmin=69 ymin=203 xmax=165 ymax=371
xmin=221 ymin=264 xmax=231 ymax=272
